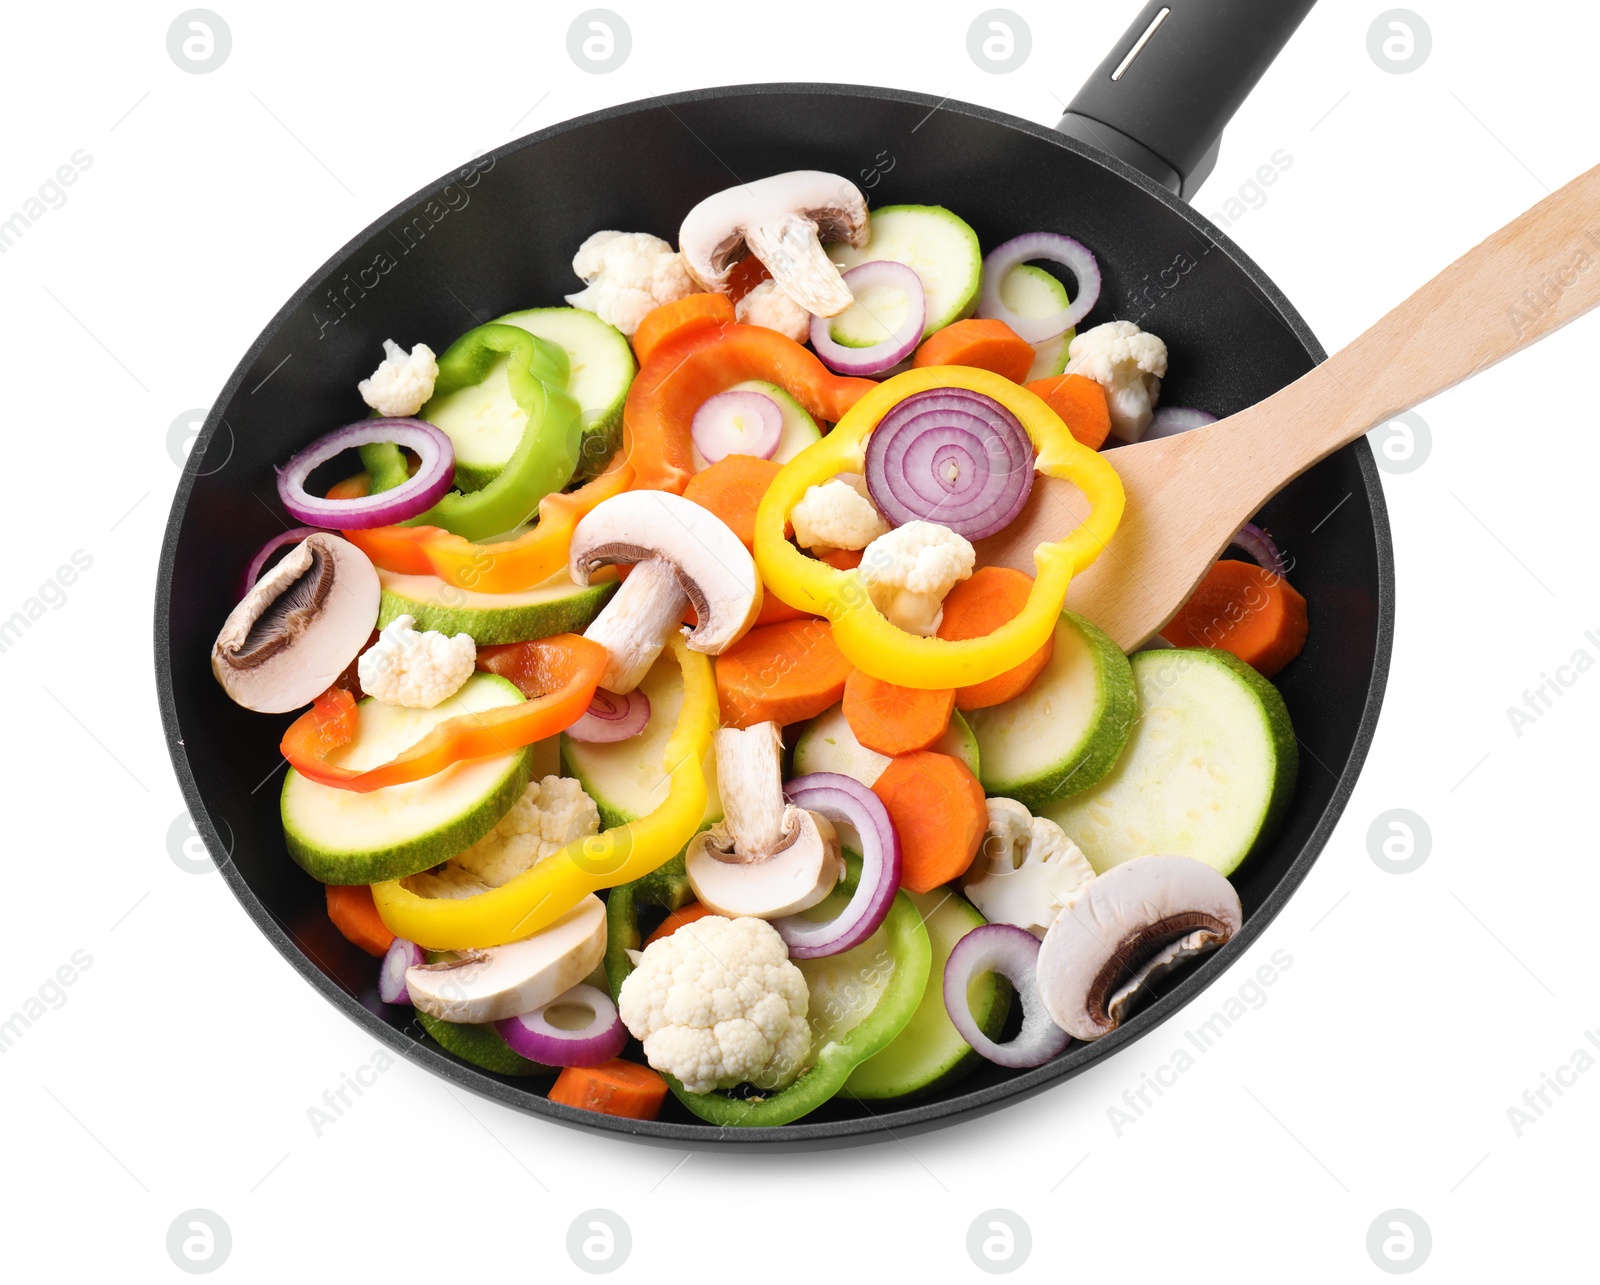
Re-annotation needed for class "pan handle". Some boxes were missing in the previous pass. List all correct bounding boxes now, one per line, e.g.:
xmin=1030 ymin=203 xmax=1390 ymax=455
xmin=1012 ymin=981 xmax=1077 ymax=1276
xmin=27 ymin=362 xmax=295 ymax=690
xmin=1057 ymin=0 xmax=1316 ymax=199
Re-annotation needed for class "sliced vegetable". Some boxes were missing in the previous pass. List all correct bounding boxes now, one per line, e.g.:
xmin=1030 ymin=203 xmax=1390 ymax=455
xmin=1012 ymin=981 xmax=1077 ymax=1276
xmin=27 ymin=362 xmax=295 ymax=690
xmin=548 ymin=1058 xmax=669 ymax=1120
xmin=936 ymin=567 xmax=1054 ymax=710
xmin=415 ymin=1010 xmax=555 ymax=1077
xmin=277 ymin=419 xmax=456 ymax=529
xmin=871 ymin=751 xmax=986 ymax=894
xmin=602 ymin=854 xmax=696 ymax=998
xmin=281 ymin=674 xmax=534 ymax=883
xmin=944 ymin=923 xmax=1070 ymax=1068
xmin=642 ymin=900 xmax=718 ymax=947
xmin=965 ymin=611 xmax=1136 ymax=809
xmin=665 ymin=891 xmax=931 ymax=1126
xmin=494 ymin=306 xmax=637 ymax=481
xmin=811 ymin=260 xmax=927 ymax=376
xmin=715 ymin=616 xmax=854 ymax=729
xmin=690 ymin=390 xmax=783 ymax=463
xmin=1001 ymin=264 xmax=1074 ymax=380
xmin=1036 ymin=855 xmax=1242 ymax=1040
xmin=842 ymin=669 xmax=954 ymax=756
xmin=372 ymin=634 xmax=718 ymax=950
xmin=862 ymin=387 xmax=1035 ymax=541
xmin=494 ymin=982 xmax=627 ymax=1067
xmin=756 ymin=366 xmax=1124 ymax=690
xmin=376 ymin=567 xmax=617 ymax=646
xmin=911 ymin=318 xmax=1034 ymax=384
xmin=1160 ymin=559 xmax=1308 ymax=678
xmin=684 ymin=724 xmax=842 ymax=919
xmin=212 ymin=533 xmax=380 ymax=714
xmin=1230 ymin=522 xmax=1287 ymax=578
xmin=826 ymin=204 xmax=983 ymax=336
xmin=772 ymin=772 xmax=900 ymax=959
xmin=1024 ymin=373 xmax=1112 ymax=451
xmin=843 ymin=888 xmax=1010 ymax=1100
xmin=1044 ymin=648 xmax=1298 ymax=877
xmin=977 ymin=232 xmax=1101 ymax=342
xmin=379 ymin=937 xmax=424 ymax=1003
xmin=625 ymin=321 xmax=876 ymax=495
xmin=630 ymin=292 xmax=735 ymax=365
xmin=281 ymin=635 xmax=605 ymax=793
xmin=682 ymin=453 xmax=784 ymax=550
xmin=240 ymin=526 xmax=324 ymax=598
xmin=565 ymin=687 xmax=651 ymax=743
xmin=791 ymin=701 xmax=980 ymax=787
xmin=325 ymin=883 xmax=396 ymax=958
xmin=961 ymin=797 xmax=1096 ymax=938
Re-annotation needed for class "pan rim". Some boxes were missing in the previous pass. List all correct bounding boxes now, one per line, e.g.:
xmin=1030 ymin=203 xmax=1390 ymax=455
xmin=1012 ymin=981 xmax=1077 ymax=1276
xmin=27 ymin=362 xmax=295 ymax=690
xmin=153 ymin=80 xmax=1394 ymax=1149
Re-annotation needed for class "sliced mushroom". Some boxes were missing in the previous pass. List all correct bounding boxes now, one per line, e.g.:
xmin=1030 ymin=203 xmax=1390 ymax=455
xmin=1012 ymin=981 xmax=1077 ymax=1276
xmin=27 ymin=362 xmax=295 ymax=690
xmin=678 ymin=171 xmax=868 ymax=318
xmin=405 ymin=894 xmax=607 ymax=1024
xmin=685 ymin=723 xmax=843 ymax=918
xmin=211 ymin=533 xmax=380 ymax=713
xmin=568 ymin=489 xmax=761 ymax=694
xmin=1036 ymin=855 xmax=1243 ymax=1041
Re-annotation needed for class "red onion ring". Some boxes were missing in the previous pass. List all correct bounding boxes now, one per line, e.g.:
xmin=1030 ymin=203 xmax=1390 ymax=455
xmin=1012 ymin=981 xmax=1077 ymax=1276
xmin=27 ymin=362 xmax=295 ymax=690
xmin=1144 ymin=406 xmax=1218 ymax=440
xmin=494 ymin=983 xmax=627 ymax=1067
xmin=691 ymin=390 xmax=782 ymax=463
xmin=276 ymin=417 xmax=454 ymax=529
xmin=379 ymin=938 xmax=425 ymax=1006
xmin=238 ymin=526 xmax=325 ymax=599
xmin=774 ymin=772 xmax=901 ymax=960
xmin=811 ymin=260 xmax=927 ymax=377
xmin=864 ymin=389 xmax=1035 ymax=539
xmin=1230 ymin=522 xmax=1287 ymax=577
xmin=944 ymin=924 xmax=1071 ymax=1068
xmin=977 ymin=233 xmax=1101 ymax=343
xmin=564 ymin=687 xmax=652 ymax=743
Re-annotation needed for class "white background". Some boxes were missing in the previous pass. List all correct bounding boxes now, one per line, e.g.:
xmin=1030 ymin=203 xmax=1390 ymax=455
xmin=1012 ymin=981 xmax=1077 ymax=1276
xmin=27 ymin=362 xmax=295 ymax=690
xmin=2 ymin=0 xmax=1594 ymax=1278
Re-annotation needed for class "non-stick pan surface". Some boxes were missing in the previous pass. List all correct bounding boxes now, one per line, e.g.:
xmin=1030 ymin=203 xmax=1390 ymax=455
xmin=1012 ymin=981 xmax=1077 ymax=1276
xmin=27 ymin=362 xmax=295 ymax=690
xmin=155 ymin=81 xmax=1392 ymax=1148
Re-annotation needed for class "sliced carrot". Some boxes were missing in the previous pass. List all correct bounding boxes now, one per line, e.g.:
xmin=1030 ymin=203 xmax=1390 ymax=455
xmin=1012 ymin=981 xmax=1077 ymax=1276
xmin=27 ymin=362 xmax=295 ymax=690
xmin=324 ymin=884 xmax=395 ymax=958
xmin=549 ymin=1059 xmax=669 ymax=1120
xmin=683 ymin=454 xmax=784 ymax=550
xmin=871 ymin=751 xmax=988 ymax=894
xmin=631 ymin=293 xmax=735 ymax=365
xmin=1160 ymin=558 xmax=1309 ymax=678
xmin=936 ymin=567 xmax=1054 ymax=710
xmin=816 ymin=547 xmax=863 ymax=571
xmin=643 ymin=901 xmax=720 ymax=947
xmin=913 ymin=318 xmax=1034 ymax=384
xmin=1025 ymin=373 xmax=1111 ymax=451
xmin=843 ymin=670 xmax=955 ymax=756
xmin=715 ymin=616 xmax=853 ymax=728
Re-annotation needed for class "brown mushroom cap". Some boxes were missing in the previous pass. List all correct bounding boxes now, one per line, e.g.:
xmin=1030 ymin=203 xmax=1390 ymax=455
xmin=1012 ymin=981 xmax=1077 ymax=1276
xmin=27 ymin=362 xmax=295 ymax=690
xmin=211 ymin=534 xmax=380 ymax=713
xmin=1036 ymin=855 xmax=1243 ymax=1041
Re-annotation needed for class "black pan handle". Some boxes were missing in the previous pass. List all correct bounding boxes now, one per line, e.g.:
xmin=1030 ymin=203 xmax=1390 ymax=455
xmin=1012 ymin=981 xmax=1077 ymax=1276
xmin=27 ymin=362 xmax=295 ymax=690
xmin=1057 ymin=0 xmax=1316 ymax=199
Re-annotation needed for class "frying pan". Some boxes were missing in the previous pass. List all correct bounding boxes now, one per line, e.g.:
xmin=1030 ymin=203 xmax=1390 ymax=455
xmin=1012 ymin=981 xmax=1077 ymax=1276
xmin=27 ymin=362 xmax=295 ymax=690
xmin=155 ymin=0 xmax=1388 ymax=1148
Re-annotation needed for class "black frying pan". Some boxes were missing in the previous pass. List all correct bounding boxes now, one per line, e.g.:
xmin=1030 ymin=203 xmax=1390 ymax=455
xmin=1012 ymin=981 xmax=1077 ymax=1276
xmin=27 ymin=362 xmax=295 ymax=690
xmin=155 ymin=0 xmax=1390 ymax=1148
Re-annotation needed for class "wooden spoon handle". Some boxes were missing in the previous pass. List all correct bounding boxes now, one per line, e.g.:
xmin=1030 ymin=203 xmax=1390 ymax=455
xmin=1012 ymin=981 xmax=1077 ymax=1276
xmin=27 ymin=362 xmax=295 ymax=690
xmin=1229 ymin=161 xmax=1600 ymax=494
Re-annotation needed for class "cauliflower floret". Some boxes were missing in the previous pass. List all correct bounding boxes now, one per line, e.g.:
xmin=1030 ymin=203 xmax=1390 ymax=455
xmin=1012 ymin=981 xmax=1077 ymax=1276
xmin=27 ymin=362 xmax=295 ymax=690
xmin=1064 ymin=320 xmax=1168 ymax=442
xmin=356 ymin=613 xmax=475 ymax=709
xmin=735 ymin=279 xmax=812 ymax=343
xmin=565 ymin=230 xmax=696 ymax=335
xmin=791 ymin=477 xmax=890 ymax=553
xmin=858 ymin=520 xmax=975 ymax=636
xmin=618 ymin=915 xmax=810 ymax=1094
xmin=962 ymin=797 xmax=1098 ymax=938
xmin=403 ymin=775 xmax=601 ymax=899
xmin=357 ymin=340 xmax=438 ymax=418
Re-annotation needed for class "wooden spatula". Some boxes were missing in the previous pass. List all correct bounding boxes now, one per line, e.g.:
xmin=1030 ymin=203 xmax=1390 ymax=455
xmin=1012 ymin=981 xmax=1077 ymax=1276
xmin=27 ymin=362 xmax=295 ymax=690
xmin=974 ymin=164 xmax=1600 ymax=651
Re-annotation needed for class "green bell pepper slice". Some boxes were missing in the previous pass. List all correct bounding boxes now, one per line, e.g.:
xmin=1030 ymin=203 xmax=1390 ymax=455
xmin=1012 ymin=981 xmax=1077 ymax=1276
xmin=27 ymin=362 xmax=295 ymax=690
xmin=362 ymin=322 xmax=583 ymax=542
xmin=605 ymin=871 xmax=931 ymax=1127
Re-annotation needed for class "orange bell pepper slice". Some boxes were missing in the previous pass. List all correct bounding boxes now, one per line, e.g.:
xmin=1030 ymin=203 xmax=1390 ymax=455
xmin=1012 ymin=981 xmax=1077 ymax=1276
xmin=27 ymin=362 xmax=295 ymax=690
xmin=281 ymin=635 xmax=606 ymax=792
xmin=341 ymin=465 xmax=633 ymax=594
xmin=623 ymin=322 xmax=878 ymax=496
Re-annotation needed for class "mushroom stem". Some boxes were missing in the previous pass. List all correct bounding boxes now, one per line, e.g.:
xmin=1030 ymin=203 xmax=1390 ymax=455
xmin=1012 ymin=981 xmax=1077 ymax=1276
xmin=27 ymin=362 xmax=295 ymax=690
xmin=713 ymin=724 xmax=788 ymax=858
xmin=581 ymin=559 xmax=689 ymax=694
xmin=743 ymin=214 xmax=855 ymax=317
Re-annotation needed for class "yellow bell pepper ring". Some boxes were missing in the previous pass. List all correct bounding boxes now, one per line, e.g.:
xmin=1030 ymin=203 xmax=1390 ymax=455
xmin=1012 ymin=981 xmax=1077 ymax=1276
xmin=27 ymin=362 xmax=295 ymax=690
xmin=753 ymin=366 xmax=1125 ymax=690
xmin=371 ymin=634 xmax=718 ymax=951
